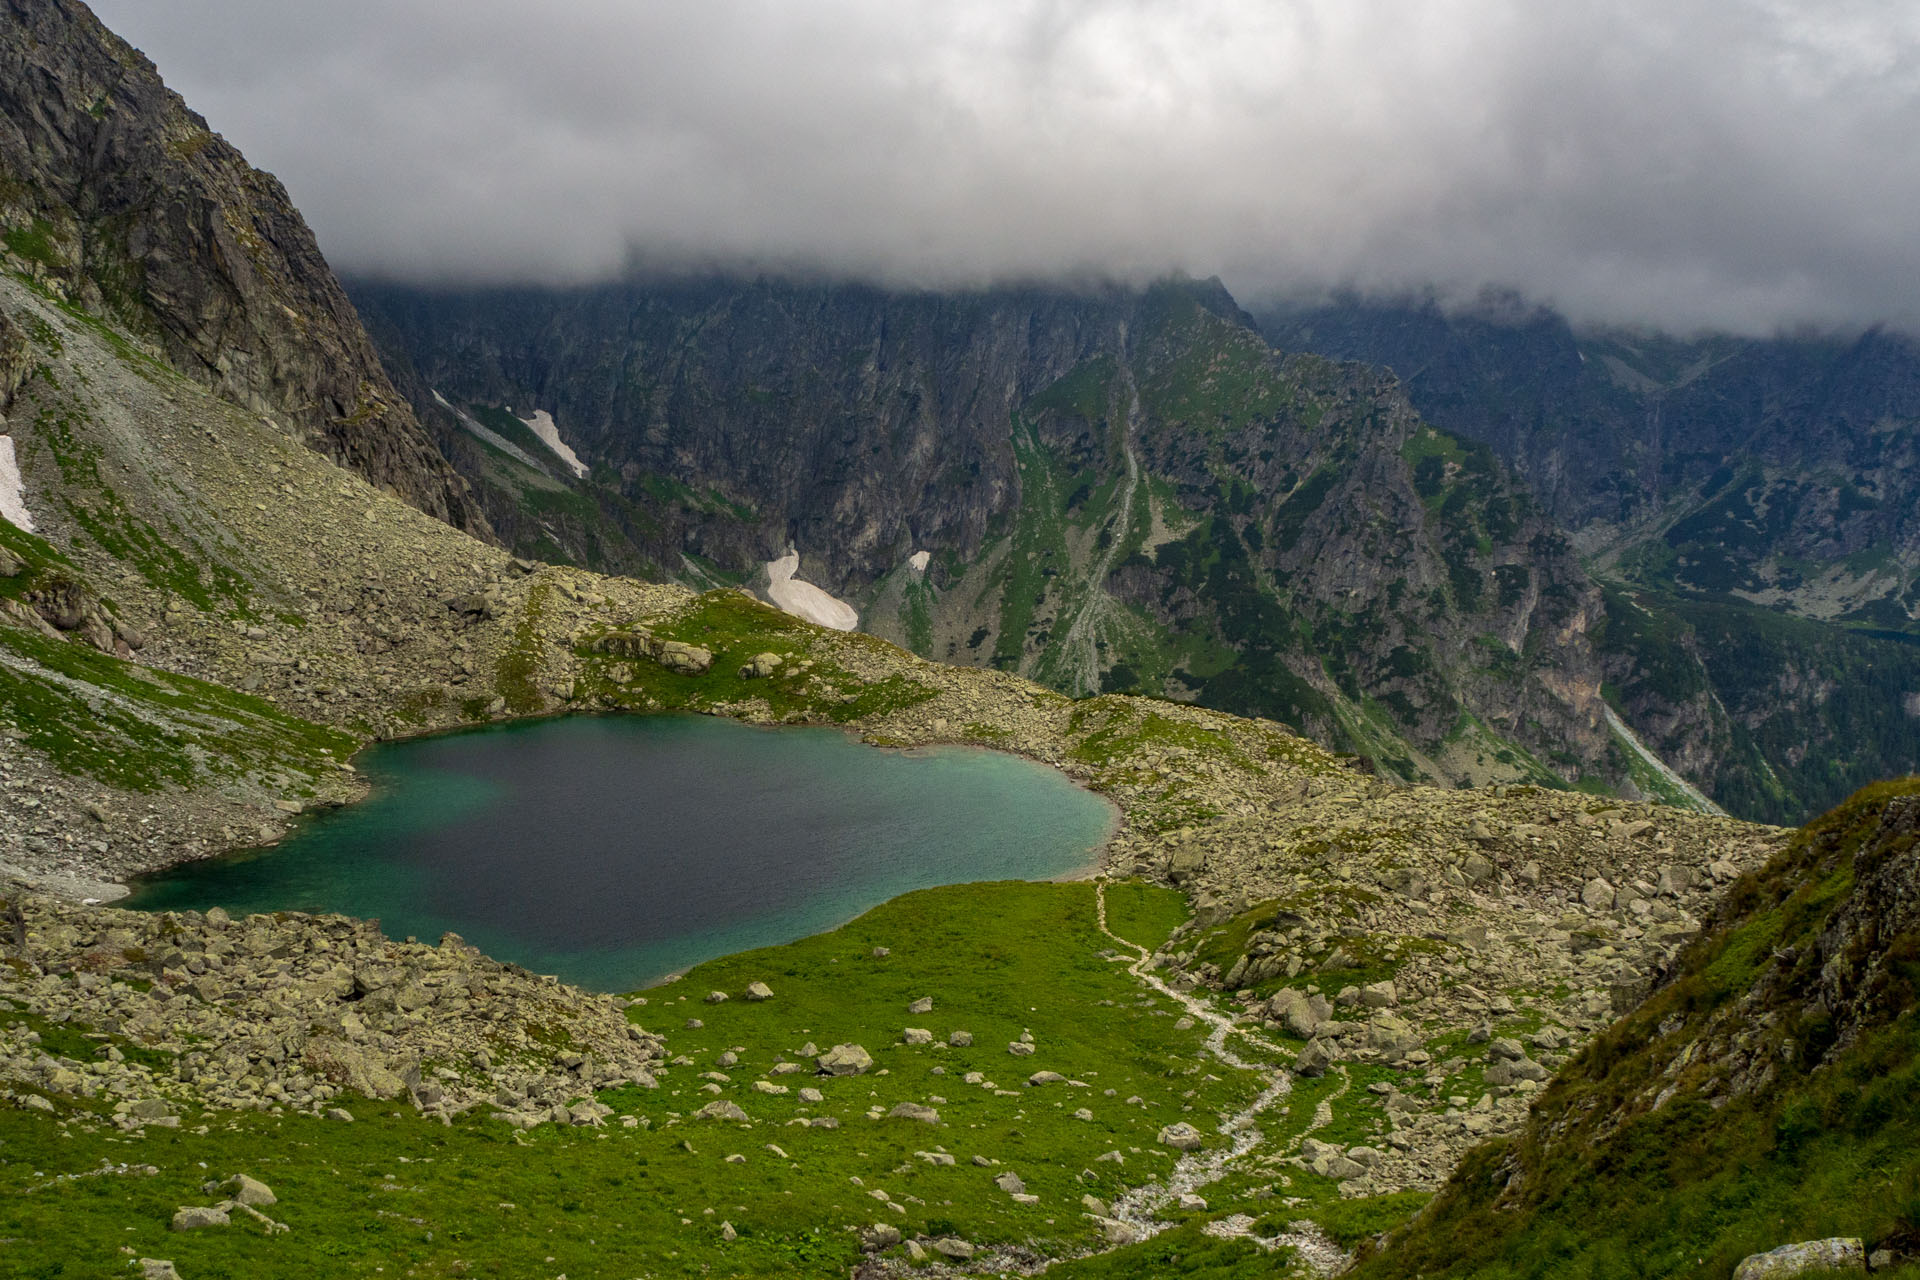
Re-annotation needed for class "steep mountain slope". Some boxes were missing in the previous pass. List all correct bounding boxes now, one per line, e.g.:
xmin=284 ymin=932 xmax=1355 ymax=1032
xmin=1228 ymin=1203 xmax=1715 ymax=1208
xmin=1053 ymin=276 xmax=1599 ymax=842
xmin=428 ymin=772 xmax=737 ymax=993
xmin=1261 ymin=293 xmax=1920 ymax=824
xmin=1360 ymin=778 xmax=1920 ymax=1279
xmin=353 ymin=276 xmax=1676 ymax=798
xmin=0 ymin=0 xmax=486 ymax=531
xmin=1258 ymin=293 xmax=1920 ymax=626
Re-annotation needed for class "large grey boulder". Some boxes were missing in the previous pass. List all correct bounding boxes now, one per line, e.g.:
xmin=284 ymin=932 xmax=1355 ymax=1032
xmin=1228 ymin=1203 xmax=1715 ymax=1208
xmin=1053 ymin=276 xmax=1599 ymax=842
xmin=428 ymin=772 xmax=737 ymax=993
xmin=817 ymin=1043 xmax=874 ymax=1076
xmin=304 ymin=1039 xmax=406 ymax=1100
xmin=657 ymin=641 xmax=713 ymax=675
xmin=1732 ymin=1238 xmax=1866 ymax=1279
xmin=1294 ymin=1038 xmax=1335 ymax=1077
xmin=1158 ymin=1121 xmax=1204 ymax=1151
xmin=888 ymin=1102 xmax=940 ymax=1123
xmin=170 ymin=1206 xmax=230 ymax=1231
xmin=227 ymin=1174 xmax=276 ymax=1206
xmin=1581 ymin=877 xmax=1616 ymax=911
xmin=693 ymin=1100 xmax=751 ymax=1123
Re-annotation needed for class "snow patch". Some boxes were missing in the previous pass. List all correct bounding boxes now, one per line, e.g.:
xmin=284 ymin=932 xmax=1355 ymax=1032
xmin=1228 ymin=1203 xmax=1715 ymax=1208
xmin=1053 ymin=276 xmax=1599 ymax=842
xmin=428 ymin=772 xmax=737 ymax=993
xmin=764 ymin=550 xmax=858 ymax=631
xmin=0 ymin=435 xmax=34 ymax=532
xmin=907 ymin=550 xmax=931 ymax=573
xmin=517 ymin=409 xmax=588 ymax=479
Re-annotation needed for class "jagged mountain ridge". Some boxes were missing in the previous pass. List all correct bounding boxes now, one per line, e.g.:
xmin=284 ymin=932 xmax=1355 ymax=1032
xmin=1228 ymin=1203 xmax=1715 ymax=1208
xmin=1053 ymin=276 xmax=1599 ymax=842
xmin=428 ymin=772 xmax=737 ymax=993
xmin=1259 ymin=292 xmax=1920 ymax=625
xmin=0 ymin=0 xmax=487 ymax=532
xmin=353 ymin=275 xmax=1664 ymax=798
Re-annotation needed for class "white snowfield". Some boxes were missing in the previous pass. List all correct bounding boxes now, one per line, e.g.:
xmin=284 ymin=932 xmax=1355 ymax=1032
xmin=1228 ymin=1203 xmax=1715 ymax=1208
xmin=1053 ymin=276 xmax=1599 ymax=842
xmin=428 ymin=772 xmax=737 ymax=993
xmin=907 ymin=550 xmax=931 ymax=573
xmin=764 ymin=550 xmax=859 ymax=631
xmin=0 ymin=434 xmax=35 ymax=532
xmin=518 ymin=409 xmax=588 ymax=479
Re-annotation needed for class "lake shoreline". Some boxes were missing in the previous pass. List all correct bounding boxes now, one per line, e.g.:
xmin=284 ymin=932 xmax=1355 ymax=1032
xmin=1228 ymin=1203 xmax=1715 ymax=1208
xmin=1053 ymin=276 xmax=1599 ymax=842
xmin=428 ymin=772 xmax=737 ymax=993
xmin=121 ymin=712 xmax=1121 ymax=992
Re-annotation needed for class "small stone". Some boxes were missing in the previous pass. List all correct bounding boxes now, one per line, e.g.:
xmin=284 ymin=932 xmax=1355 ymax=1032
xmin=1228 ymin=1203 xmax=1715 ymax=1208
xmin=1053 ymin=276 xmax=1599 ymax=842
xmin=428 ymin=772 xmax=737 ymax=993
xmin=705 ymin=990 xmax=729 ymax=1004
xmin=887 ymin=1102 xmax=940 ymax=1123
xmin=904 ymin=1028 xmax=933 ymax=1045
xmin=744 ymin=982 xmax=773 ymax=1001
xmin=949 ymin=1030 xmax=973 ymax=1047
xmin=907 ymin=996 xmax=934 ymax=1014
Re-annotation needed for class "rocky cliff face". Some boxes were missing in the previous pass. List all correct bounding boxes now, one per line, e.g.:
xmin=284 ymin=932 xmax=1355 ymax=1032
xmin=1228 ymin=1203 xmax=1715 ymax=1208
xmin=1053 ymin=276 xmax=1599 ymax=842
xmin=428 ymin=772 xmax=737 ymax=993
xmin=0 ymin=0 xmax=487 ymax=533
xmin=353 ymin=276 xmax=1640 ymax=795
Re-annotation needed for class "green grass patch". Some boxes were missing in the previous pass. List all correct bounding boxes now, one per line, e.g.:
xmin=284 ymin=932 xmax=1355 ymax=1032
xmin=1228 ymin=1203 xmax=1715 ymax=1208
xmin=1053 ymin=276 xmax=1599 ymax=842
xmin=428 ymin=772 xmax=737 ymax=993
xmin=1102 ymin=881 xmax=1190 ymax=952
xmin=0 ymin=624 xmax=353 ymax=791
xmin=577 ymin=590 xmax=938 ymax=724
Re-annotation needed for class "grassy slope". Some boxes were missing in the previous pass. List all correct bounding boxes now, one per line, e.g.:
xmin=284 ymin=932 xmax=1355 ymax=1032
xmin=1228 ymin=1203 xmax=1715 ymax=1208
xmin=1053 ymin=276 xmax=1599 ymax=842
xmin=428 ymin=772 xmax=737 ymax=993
xmin=0 ymin=880 xmax=1282 ymax=1279
xmin=1357 ymin=778 xmax=1920 ymax=1280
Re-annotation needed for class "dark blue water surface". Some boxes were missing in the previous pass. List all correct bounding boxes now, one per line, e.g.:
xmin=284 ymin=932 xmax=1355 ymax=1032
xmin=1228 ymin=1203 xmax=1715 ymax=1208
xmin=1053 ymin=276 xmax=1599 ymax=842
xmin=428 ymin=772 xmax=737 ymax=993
xmin=125 ymin=715 xmax=1115 ymax=991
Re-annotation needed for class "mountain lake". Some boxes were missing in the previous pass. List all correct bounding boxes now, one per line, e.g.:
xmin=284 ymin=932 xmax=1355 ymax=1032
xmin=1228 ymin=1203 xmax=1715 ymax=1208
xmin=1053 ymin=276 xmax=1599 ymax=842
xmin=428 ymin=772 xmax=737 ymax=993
xmin=124 ymin=714 xmax=1117 ymax=991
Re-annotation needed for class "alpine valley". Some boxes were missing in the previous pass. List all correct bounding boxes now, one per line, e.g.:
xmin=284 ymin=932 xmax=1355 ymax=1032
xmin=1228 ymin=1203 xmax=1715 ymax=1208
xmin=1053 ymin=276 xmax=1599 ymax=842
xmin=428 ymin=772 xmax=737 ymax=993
xmin=1 ymin=3 xmax=1917 ymax=1280
xmin=351 ymin=272 xmax=1920 ymax=826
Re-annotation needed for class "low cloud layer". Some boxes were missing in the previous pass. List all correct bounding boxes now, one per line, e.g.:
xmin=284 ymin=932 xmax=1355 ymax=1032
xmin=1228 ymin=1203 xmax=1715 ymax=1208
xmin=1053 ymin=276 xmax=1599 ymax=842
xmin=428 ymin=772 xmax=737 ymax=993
xmin=94 ymin=0 xmax=1920 ymax=333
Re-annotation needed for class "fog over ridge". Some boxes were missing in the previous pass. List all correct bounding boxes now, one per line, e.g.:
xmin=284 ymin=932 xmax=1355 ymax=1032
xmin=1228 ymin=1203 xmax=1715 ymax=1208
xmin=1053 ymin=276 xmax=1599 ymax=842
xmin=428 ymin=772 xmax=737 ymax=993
xmin=91 ymin=0 xmax=1920 ymax=334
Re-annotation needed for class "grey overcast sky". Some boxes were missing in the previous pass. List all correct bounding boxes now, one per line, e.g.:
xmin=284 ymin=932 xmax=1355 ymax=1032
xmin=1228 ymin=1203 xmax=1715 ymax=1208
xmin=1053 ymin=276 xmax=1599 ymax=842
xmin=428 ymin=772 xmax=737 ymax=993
xmin=92 ymin=0 xmax=1920 ymax=333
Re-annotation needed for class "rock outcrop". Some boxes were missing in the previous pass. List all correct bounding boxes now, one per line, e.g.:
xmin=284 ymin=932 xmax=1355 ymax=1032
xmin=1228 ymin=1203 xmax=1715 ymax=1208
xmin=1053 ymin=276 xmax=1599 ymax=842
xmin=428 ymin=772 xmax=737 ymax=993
xmin=0 ymin=888 xmax=666 ymax=1125
xmin=0 ymin=0 xmax=486 ymax=533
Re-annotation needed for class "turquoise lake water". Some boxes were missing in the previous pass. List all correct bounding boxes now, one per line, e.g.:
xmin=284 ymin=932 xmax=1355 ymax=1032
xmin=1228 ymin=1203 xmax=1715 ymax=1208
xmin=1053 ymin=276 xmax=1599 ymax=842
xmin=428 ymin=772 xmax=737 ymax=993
xmin=124 ymin=715 xmax=1115 ymax=991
